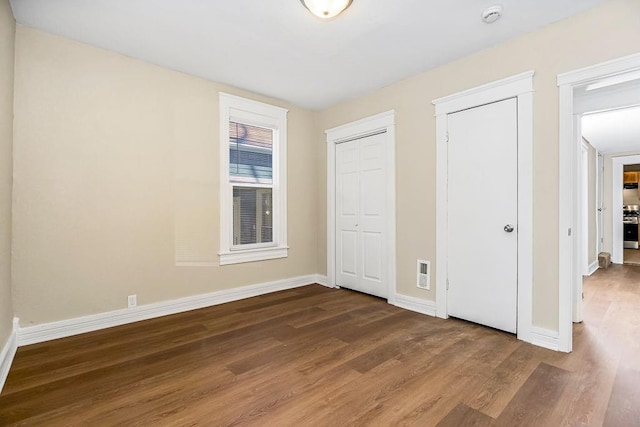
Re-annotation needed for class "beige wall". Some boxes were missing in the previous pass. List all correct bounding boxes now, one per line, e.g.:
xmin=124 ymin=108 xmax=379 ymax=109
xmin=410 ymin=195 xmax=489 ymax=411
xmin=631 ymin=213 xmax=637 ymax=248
xmin=8 ymin=0 xmax=640 ymax=333
xmin=12 ymin=26 xmax=319 ymax=326
xmin=0 ymin=0 xmax=15 ymax=346
xmin=316 ymin=0 xmax=640 ymax=331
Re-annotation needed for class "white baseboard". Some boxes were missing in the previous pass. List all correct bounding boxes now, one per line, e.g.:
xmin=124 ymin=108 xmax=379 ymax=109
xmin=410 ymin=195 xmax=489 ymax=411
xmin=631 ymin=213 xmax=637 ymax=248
xmin=393 ymin=293 xmax=437 ymax=317
xmin=586 ymin=260 xmax=599 ymax=276
xmin=529 ymin=326 xmax=560 ymax=351
xmin=0 ymin=318 xmax=19 ymax=393
xmin=314 ymin=274 xmax=333 ymax=288
xmin=18 ymin=275 xmax=321 ymax=346
xmin=395 ymin=296 xmax=561 ymax=352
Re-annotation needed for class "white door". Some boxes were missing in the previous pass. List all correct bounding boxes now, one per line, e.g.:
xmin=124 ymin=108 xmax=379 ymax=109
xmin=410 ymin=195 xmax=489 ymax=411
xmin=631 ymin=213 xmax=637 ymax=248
xmin=581 ymin=143 xmax=589 ymax=275
xmin=596 ymin=152 xmax=604 ymax=254
xmin=336 ymin=133 xmax=387 ymax=298
xmin=447 ymin=98 xmax=518 ymax=333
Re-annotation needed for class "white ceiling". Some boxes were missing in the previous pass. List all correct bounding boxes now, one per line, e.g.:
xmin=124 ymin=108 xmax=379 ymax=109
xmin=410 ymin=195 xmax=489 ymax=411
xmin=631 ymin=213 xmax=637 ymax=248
xmin=10 ymin=0 xmax=606 ymax=109
xmin=578 ymin=75 xmax=640 ymax=154
xmin=582 ymin=106 xmax=640 ymax=155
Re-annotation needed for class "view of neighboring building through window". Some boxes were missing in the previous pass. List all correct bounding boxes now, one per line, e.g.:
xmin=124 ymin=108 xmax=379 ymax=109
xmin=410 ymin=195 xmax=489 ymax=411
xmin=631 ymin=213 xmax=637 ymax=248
xmin=229 ymin=122 xmax=273 ymax=245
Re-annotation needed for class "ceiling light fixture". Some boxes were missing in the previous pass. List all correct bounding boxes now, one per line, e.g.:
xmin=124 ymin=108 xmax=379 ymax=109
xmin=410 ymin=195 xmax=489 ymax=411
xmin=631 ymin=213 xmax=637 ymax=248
xmin=300 ymin=0 xmax=353 ymax=19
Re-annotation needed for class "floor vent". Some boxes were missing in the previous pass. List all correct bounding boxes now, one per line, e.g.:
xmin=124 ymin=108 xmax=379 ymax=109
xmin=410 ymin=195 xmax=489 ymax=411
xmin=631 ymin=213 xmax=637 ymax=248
xmin=417 ymin=260 xmax=431 ymax=290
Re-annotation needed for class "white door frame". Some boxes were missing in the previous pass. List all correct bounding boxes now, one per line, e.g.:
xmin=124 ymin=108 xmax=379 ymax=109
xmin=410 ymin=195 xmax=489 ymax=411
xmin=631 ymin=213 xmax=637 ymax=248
xmin=613 ymin=154 xmax=640 ymax=263
xmin=433 ymin=71 xmax=534 ymax=345
xmin=572 ymin=120 xmax=587 ymax=325
xmin=581 ymin=141 xmax=590 ymax=277
xmin=558 ymin=52 xmax=640 ymax=353
xmin=326 ymin=111 xmax=397 ymax=303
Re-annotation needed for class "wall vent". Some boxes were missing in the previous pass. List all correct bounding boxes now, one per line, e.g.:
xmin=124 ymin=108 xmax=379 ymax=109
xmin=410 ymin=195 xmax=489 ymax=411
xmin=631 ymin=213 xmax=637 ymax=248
xmin=417 ymin=260 xmax=431 ymax=290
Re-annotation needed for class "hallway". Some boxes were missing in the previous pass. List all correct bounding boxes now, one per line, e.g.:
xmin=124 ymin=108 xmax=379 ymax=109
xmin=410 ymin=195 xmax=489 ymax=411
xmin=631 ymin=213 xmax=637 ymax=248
xmin=578 ymin=264 xmax=640 ymax=425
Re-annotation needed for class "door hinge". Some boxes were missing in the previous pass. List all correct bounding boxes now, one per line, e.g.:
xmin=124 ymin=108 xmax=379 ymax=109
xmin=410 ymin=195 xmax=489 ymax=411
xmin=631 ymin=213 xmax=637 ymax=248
xmin=568 ymin=228 xmax=572 ymax=237
xmin=446 ymin=279 xmax=449 ymax=290
xmin=446 ymin=132 xmax=449 ymax=143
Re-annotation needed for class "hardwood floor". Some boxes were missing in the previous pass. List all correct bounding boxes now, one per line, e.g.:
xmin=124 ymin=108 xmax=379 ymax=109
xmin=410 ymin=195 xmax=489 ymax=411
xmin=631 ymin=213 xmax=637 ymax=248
xmin=624 ymin=248 xmax=640 ymax=265
xmin=1 ymin=265 xmax=639 ymax=426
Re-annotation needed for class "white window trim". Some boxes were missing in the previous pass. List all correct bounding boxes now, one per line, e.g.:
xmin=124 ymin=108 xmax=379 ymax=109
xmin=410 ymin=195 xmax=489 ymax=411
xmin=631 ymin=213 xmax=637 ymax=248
xmin=219 ymin=93 xmax=288 ymax=265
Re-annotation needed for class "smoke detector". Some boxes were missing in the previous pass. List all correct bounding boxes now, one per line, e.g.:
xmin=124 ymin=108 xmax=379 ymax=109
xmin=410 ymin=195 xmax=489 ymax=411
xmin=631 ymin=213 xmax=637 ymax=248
xmin=482 ymin=5 xmax=503 ymax=24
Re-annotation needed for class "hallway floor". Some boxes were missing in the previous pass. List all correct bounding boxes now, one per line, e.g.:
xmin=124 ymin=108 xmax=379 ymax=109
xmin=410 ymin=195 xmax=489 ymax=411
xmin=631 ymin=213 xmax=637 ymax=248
xmin=623 ymin=248 xmax=640 ymax=265
xmin=578 ymin=263 xmax=640 ymax=425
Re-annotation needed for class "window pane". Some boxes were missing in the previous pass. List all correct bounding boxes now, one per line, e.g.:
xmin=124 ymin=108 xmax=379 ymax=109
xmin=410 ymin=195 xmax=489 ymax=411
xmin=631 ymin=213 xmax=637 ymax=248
xmin=229 ymin=122 xmax=273 ymax=184
xmin=233 ymin=187 xmax=273 ymax=245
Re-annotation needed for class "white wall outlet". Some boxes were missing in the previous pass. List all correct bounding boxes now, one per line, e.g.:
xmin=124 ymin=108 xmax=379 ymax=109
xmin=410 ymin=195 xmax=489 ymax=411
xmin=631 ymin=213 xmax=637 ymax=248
xmin=127 ymin=294 xmax=137 ymax=308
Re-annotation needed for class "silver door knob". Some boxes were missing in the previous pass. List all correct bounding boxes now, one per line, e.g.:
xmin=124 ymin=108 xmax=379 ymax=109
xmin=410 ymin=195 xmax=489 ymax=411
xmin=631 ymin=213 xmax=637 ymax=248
xmin=504 ymin=224 xmax=514 ymax=233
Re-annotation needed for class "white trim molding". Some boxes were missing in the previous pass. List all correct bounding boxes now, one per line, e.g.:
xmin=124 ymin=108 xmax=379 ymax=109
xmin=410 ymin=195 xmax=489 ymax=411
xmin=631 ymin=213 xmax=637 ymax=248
xmin=0 ymin=318 xmax=19 ymax=393
xmin=325 ymin=110 xmax=397 ymax=304
xmin=314 ymin=274 xmax=332 ymax=288
xmin=218 ymin=92 xmax=289 ymax=265
xmin=530 ymin=326 xmax=560 ymax=352
xmin=18 ymin=275 xmax=322 ymax=346
xmin=557 ymin=53 xmax=640 ymax=353
xmin=612 ymin=155 xmax=640 ymax=264
xmin=586 ymin=261 xmax=599 ymax=276
xmin=433 ymin=71 xmax=535 ymax=346
xmin=219 ymin=246 xmax=289 ymax=266
xmin=557 ymin=53 xmax=640 ymax=87
xmin=393 ymin=294 xmax=437 ymax=317
xmin=433 ymin=71 xmax=535 ymax=116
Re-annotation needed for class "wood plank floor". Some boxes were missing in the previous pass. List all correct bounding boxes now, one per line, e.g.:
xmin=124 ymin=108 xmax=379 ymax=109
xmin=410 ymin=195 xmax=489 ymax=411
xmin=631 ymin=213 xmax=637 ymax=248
xmin=624 ymin=248 xmax=640 ymax=265
xmin=1 ymin=265 xmax=639 ymax=426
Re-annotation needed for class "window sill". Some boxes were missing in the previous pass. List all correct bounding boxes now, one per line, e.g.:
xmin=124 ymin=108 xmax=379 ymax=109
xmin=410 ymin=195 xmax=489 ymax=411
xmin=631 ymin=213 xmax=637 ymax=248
xmin=219 ymin=246 xmax=289 ymax=265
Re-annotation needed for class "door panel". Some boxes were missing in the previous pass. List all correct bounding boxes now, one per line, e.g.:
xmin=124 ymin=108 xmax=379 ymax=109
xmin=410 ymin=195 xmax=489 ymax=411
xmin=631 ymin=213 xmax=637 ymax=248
xmin=336 ymin=133 xmax=387 ymax=298
xmin=340 ymin=231 xmax=358 ymax=275
xmin=339 ymin=151 xmax=358 ymax=216
xmin=363 ymin=231 xmax=382 ymax=281
xmin=447 ymin=98 xmax=518 ymax=333
xmin=361 ymin=169 xmax=383 ymax=216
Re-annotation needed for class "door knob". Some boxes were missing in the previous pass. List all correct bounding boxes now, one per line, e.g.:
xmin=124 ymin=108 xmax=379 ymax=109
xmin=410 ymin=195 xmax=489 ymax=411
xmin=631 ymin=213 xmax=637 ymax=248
xmin=504 ymin=224 xmax=514 ymax=233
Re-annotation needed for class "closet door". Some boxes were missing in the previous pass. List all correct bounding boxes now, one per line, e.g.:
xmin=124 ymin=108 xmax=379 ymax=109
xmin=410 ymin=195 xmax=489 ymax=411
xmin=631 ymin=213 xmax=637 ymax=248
xmin=447 ymin=98 xmax=518 ymax=333
xmin=336 ymin=132 xmax=387 ymax=298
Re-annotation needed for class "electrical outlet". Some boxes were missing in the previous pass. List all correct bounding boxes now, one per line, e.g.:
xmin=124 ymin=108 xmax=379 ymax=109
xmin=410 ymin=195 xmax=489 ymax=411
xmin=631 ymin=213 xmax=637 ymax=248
xmin=128 ymin=294 xmax=137 ymax=308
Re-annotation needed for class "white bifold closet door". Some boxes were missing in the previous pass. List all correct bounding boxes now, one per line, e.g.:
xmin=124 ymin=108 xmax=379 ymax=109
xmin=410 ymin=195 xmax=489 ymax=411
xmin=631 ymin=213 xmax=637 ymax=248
xmin=336 ymin=132 xmax=387 ymax=299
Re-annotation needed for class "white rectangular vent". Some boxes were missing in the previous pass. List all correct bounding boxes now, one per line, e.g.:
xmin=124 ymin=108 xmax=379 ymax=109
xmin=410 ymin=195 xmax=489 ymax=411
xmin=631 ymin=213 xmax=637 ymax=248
xmin=417 ymin=260 xmax=431 ymax=290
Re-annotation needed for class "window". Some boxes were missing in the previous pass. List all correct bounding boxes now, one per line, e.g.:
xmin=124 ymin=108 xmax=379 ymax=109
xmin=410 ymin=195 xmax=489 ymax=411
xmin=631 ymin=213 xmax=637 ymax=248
xmin=219 ymin=93 xmax=288 ymax=265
